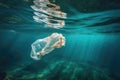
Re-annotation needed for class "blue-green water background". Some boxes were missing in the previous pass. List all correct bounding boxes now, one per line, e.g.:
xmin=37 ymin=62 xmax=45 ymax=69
xmin=0 ymin=0 xmax=120 ymax=80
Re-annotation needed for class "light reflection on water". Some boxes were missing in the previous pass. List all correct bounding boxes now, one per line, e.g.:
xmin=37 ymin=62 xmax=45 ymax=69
xmin=0 ymin=8 xmax=120 ymax=33
xmin=0 ymin=0 xmax=120 ymax=34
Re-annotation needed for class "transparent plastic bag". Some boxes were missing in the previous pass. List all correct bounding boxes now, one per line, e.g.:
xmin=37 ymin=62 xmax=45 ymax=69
xmin=30 ymin=33 xmax=65 ymax=60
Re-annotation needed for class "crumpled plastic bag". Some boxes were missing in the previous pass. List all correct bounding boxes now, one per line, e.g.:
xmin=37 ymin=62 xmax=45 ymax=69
xmin=30 ymin=33 xmax=65 ymax=60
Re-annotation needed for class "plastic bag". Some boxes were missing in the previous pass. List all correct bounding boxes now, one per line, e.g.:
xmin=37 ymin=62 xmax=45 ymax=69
xmin=30 ymin=33 xmax=65 ymax=60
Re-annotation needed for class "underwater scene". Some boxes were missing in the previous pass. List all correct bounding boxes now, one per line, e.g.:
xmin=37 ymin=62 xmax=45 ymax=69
xmin=0 ymin=0 xmax=120 ymax=80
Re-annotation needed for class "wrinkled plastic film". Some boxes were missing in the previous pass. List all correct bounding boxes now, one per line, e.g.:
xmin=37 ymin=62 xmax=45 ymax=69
xmin=31 ymin=33 xmax=65 ymax=60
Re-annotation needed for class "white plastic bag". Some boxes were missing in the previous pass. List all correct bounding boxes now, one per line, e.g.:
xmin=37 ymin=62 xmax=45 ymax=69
xmin=30 ymin=33 xmax=65 ymax=60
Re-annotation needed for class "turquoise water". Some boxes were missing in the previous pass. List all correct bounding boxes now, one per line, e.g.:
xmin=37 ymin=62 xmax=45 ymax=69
xmin=0 ymin=0 xmax=120 ymax=80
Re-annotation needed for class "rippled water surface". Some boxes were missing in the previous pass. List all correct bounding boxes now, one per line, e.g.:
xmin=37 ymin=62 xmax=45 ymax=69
xmin=0 ymin=0 xmax=120 ymax=34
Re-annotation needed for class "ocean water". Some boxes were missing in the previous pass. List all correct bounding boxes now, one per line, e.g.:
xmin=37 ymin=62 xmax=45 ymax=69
xmin=0 ymin=0 xmax=120 ymax=80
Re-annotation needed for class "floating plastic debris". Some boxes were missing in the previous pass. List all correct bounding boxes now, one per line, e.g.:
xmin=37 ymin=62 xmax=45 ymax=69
xmin=31 ymin=0 xmax=67 ymax=29
xmin=31 ymin=33 xmax=65 ymax=60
